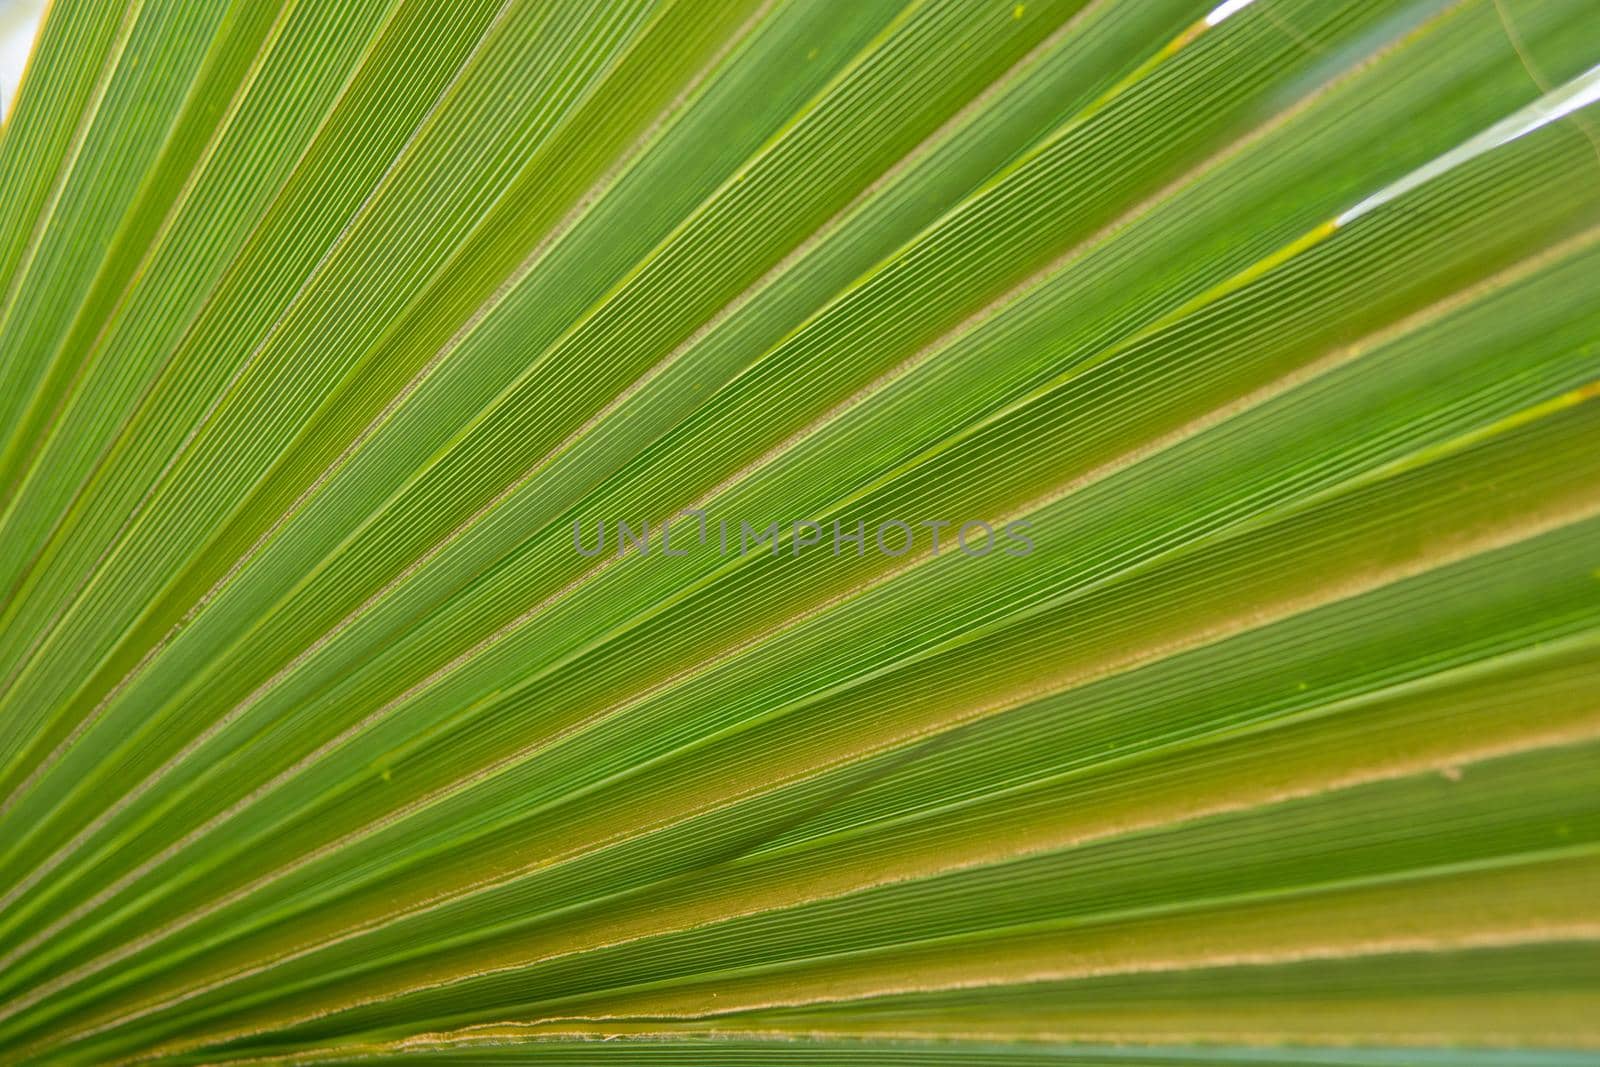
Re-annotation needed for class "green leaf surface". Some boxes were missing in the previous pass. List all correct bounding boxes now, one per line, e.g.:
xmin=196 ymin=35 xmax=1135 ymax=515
xmin=0 ymin=0 xmax=1597 ymax=1062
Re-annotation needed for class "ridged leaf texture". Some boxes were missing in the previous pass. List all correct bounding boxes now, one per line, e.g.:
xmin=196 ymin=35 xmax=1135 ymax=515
xmin=0 ymin=0 xmax=1598 ymax=1062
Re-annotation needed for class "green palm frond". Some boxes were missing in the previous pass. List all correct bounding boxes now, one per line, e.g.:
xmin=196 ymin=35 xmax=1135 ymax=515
xmin=0 ymin=0 xmax=1597 ymax=1062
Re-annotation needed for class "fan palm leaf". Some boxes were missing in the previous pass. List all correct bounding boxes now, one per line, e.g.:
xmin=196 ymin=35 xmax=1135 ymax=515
xmin=0 ymin=0 xmax=1597 ymax=1061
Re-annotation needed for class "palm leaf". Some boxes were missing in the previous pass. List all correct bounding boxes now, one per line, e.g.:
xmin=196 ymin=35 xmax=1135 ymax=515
xmin=0 ymin=0 xmax=1597 ymax=1061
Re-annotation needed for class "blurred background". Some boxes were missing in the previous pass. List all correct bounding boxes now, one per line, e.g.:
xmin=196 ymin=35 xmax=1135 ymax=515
xmin=0 ymin=0 xmax=45 ymax=120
